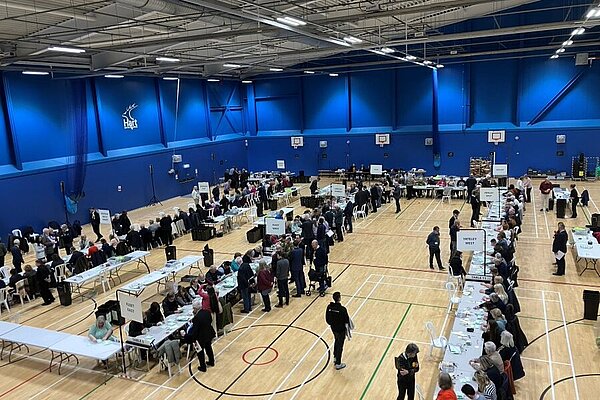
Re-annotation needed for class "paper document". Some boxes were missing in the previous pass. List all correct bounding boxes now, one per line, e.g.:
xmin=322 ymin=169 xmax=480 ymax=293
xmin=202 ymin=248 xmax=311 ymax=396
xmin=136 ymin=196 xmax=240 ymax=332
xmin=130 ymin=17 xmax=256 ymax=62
xmin=555 ymin=250 xmax=565 ymax=260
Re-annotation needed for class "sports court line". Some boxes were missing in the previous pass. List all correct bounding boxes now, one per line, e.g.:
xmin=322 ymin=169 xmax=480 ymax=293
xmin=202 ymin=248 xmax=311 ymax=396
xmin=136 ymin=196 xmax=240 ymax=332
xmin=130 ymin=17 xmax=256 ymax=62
xmin=530 ymin=188 xmax=540 ymax=239
xmin=542 ymin=206 xmax=551 ymax=239
xmin=209 ymin=264 xmax=353 ymax=400
xmin=416 ymin=198 xmax=443 ymax=232
xmin=359 ymin=304 xmax=413 ymax=400
xmin=541 ymin=291 xmax=556 ymax=400
xmin=365 ymin=280 xmax=447 ymax=292
xmin=408 ymin=198 xmax=436 ymax=231
xmin=0 ymin=366 xmax=51 ymax=398
xmin=521 ymin=356 xmax=571 ymax=367
xmin=395 ymin=198 xmax=417 ymax=219
xmin=273 ymin=274 xmax=385 ymax=400
xmin=359 ymin=201 xmax=395 ymax=230
xmin=557 ymin=291 xmax=580 ymax=400
xmin=351 ymin=331 xmax=429 ymax=347
xmin=339 ymin=293 xmax=447 ymax=310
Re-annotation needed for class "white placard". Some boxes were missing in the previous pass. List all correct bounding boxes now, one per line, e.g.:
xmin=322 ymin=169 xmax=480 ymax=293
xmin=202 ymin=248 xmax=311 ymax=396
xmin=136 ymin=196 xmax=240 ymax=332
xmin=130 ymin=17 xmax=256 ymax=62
xmin=370 ymin=164 xmax=383 ymax=175
xmin=479 ymin=188 xmax=499 ymax=202
xmin=492 ymin=164 xmax=508 ymax=177
xmin=331 ymin=184 xmax=345 ymax=197
xmin=118 ymin=292 xmax=144 ymax=323
xmin=266 ymin=218 xmax=286 ymax=236
xmin=276 ymin=160 xmax=285 ymax=169
xmin=457 ymin=229 xmax=485 ymax=252
xmin=98 ymin=209 xmax=111 ymax=225
xmin=198 ymin=182 xmax=210 ymax=194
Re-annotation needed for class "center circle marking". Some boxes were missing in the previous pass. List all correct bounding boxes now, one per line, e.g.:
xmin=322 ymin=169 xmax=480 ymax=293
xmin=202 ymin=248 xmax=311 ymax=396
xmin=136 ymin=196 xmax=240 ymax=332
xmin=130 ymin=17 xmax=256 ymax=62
xmin=242 ymin=346 xmax=279 ymax=366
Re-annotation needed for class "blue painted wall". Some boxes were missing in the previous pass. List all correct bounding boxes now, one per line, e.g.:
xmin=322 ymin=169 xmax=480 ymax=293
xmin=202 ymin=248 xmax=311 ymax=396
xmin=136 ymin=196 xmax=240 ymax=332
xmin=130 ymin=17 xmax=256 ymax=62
xmin=159 ymin=78 xmax=208 ymax=143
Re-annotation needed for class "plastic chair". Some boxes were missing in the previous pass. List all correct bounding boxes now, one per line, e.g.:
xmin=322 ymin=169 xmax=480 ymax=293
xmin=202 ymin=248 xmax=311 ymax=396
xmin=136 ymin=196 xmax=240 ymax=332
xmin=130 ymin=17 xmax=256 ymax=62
xmin=0 ymin=288 xmax=10 ymax=315
xmin=441 ymin=187 xmax=452 ymax=203
xmin=415 ymin=383 xmax=425 ymax=400
xmin=15 ymin=279 xmax=31 ymax=305
xmin=355 ymin=204 xmax=367 ymax=219
xmin=54 ymin=264 xmax=67 ymax=283
xmin=445 ymin=282 xmax=461 ymax=313
xmin=447 ymin=267 xmax=464 ymax=291
xmin=11 ymin=229 xmax=23 ymax=238
xmin=0 ymin=266 xmax=12 ymax=280
xmin=95 ymin=270 xmax=112 ymax=293
xmin=425 ymin=321 xmax=447 ymax=358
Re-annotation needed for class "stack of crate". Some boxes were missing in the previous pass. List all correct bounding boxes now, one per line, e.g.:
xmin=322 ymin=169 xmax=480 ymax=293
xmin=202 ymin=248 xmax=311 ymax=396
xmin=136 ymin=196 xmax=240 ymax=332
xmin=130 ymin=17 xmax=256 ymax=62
xmin=469 ymin=157 xmax=491 ymax=177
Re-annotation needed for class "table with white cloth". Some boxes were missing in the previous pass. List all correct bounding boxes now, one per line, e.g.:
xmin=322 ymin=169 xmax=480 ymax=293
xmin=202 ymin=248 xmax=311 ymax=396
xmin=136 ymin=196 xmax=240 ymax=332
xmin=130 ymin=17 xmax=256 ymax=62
xmin=572 ymin=229 xmax=600 ymax=276
xmin=434 ymin=284 xmax=487 ymax=398
xmin=225 ymin=207 xmax=251 ymax=228
xmin=253 ymin=207 xmax=294 ymax=227
xmin=214 ymin=257 xmax=268 ymax=298
xmin=49 ymin=334 xmax=122 ymax=374
xmin=120 ymin=255 xmax=203 ymax=296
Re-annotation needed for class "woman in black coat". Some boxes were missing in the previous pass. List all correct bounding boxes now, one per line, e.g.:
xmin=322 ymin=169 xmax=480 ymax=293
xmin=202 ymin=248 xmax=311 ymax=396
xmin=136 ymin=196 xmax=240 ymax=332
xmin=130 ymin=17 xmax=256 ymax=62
xmin=505 ymin=304 xmax=528 ymax=353
xmin=159 ymin=213 xmax=173 ymax=246
xmin=182 ymin=303 xmax=215 ymax=372
xmin=35 ymin=259 xmax=55 ymax=305
xmin=498 ymin=331 xmax=525 ymax=381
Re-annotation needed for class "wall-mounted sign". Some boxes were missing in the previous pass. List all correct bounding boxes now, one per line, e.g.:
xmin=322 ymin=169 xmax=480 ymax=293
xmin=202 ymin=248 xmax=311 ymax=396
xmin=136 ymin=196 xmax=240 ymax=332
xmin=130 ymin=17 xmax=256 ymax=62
xmin=276 ymin=160 xmax=285 ymax=169
xmin=122 ymin=103 xmax=138 ymax=130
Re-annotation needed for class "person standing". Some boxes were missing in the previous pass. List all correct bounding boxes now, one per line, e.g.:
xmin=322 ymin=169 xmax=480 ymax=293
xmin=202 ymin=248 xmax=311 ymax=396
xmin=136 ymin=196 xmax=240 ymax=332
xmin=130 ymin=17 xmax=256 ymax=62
xmin=539 ymin=177 xmax=553 ymax=212
xmin=90 ymin=208 xmax=103 ymax=242
xmin=11 ymin=239 xmax=24 ymax=273
xmin=395 ymin=343 xmax=420 ymax=400
xmin=191 ymin=186 xmax=201 ymax=207
xmin=0 ymin=238 xmax=7 ymax=269
xmin=35 ymin=259 xmax=55 ymax=305
xmin=370 ymin=184 xmax=379 ymax=213
xmin=523 ymin=175 xmax=533 ymax=203
xmin=406 ymin=173 xmax=415 ymax=200
xmin=257 ymin=260 xmax=274 ymax=312
xmin=302 ymin=215 xmax=315 ymax=262
xmin=334 ymin=205 xmax=344 ymax=242
xmin=181 ymin=299 xmax=215 ymax=372
xmin=426 ymin=227 xmax=445 ymax=271
xmin=466 ymin=175 xmax=477 ymax=204
xmin=325 ymin=292 xmax=350 ymax=370
xmin=393 ymin=182 xmax=402 ymax=213
xmin=343 ymin=200 xmax=354 ymax=233
xmin=449 ymin=220 xmax=460 ymax=262
xmin=470 ymin=189 xmax=481 ymax=228
xmin=290 ymin=242 xmax=306 ymax=297
xmin=312 ymin=240 xmax=329 ymax=296
xmin=552 ymin=222 xmax=568 ymax=276
xmin=237 ymin=255 xmax=255 ymax=313
xmin=275 ymin=252 xmax=290 ymax=308
xmin=570 ymin=183 xmax=579 ymax=218
xmin=448 ymin=210 xmax=460 ymax=258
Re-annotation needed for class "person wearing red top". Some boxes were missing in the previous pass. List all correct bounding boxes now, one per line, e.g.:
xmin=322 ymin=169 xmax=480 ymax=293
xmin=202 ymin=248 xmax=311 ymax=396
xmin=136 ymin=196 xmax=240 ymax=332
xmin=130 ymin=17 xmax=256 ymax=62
xmin=436 ymin=372 xmax=458 ymax=400
xmin=539 ymin=178 xmax=553 ymax=212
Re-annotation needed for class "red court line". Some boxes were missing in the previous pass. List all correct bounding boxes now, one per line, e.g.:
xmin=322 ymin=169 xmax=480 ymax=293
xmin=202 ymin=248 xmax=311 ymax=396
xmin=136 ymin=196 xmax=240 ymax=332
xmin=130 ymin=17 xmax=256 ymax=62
xmin=0 ymin=366 xmax=50 ymax=398
xmin=242 ymin=346 xmax=279 ymax=366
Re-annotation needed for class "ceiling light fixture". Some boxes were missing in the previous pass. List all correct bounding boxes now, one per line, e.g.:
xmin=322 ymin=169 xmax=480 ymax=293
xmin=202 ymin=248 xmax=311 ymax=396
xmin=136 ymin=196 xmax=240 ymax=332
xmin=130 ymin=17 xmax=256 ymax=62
xmin=572 ymin=27 xmax=585 ymax=35
xmin=550 ymin=54 xmax=559 ymax=59
xmin=104 ymin=74 xmax=124 ymax=78
xmin=269 ymin=67 xmax=283 ymax=72
xmin=563 ymin=40 xmax=573 ymax=46
xmin=304 ymin=70 xmax=315 ymax=74
xmin=223 ymin=63 xmax=241 ymax=68
xmin=423 ymin=60 xmax=433 ymax=65
xmin=556 ymin=48 xmax=565 ymax=53
xmin=381 ymin=47 xmax=395 ymax=54
xmin=48 ymin=46 xmax=85 ymax=54
xmin=22 ymin=71 xmax=49 ymax=75
xmin=276 ymin=16 xmax=306 ymax=26
xmin=207 ymin=78 xmax=220 ymax=82
xmin=371 ymin=50 xmax=386 ymax=55
xmin=162 ymin=77 xmax=179 ymax=81
xmin=586 ymin=8 xmax=599 ymax=18
xmin=343 ymin=36 xmax=362 ymax=44
xmin=405 ymin=54 xmax=417 ymax=60
xmin=156 ymin=56 xmax=180 ymax=62
xmin=329 ymin=38 xmax=352 ymax=47
xmin=436 ymin=64 xmax=444 ymax=68
xmin=329 ymin=73 xmax=339 ymax=77
xmin=242 ymin=80 xmax=252 ymax=84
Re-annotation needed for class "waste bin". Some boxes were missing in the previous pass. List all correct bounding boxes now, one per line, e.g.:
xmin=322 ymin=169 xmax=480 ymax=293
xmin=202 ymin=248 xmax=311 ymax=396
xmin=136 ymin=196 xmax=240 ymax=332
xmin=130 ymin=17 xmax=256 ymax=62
xmin=165 ymin=245 xmax=176 ymax=261
xmin=583 ymin=290 xmax=600 ymax=320
xmin=202 ymin=245 xmax=214 ymax=267
xmin=56 ymin=282 xmax=72 ymax=306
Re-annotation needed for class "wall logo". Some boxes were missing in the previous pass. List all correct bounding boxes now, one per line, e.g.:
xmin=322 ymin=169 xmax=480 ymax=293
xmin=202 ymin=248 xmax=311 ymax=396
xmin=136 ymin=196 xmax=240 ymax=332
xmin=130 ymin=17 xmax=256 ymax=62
xmin=122 ymin=103 xmax=138 ymax=130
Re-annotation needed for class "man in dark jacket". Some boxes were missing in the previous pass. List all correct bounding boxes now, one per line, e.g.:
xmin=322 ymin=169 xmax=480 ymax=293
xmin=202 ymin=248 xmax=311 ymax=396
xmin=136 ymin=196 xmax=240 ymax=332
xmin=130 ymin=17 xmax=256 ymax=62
xmin=182 ymin=302 xmax=216 ymax=372
xmin=552 ymin=222 xmax=568 ymax=276
xmin=466 ymin=175 xmax=477 ymax=203
xmin=393 ymin=183 xmax=402 ymax=213
xmin=301 ymin=216 xmax=315 ymax=262
xmin=119 ymin=211 xmax=132 ymax=236
xmin=334 ymin=205 xmax=344 ymax=242
xmin=426 ymin=226 xmax=444 ymax=271
xmin=343 ymin=201 xmax=354 ymax=233
xmin=312 ymin=240 xmax=328 ymax=296
xmin=310 ymin=178 xmax=319 ymax=195
xmin=11 ymin=240 xmax=24 ymax=273
xmin=370 ymin=184 xmax=379 ymax=213
xmin=395 ymin=343 xmax=420 ymax=400
xmin=275 ymin=254 xmax=290 ymax=308
xmin=325 ymin=291 xmax=350 ymax=370
xmin=90 ymin=208 xmax=103 ymax=242
xmin=289 ymin=243 xmax=306 ymax=297
xmin=237 ymin=255 xmax=255 ymax=313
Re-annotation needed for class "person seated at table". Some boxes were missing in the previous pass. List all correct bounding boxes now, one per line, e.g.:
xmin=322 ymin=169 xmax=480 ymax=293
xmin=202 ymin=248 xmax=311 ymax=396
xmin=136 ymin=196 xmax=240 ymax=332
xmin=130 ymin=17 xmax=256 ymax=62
xmin=126 ymin=227 xmax=143 ymax=251
xmin=231 ymin=254 xmax=242 ymax=272
xmin=482 ymin=276 xmax=504 ymax=295
xmin=489 ymin=308 xmax=507 ymax=331
xmin=497 ymin=331 xmax=525 ymax=380
xmin=460 ymin=384 xmax=485 ymax=400
xmin=88 ymin=315 xmax=114 ymax=343
xmin=23 ymin=264 xmax=38 ymax=297
xmin=480 ymin=292 xmax=507 ymax=315
xmin=205 ymin=265 xmax=223 ymax=285
xmin=50 ymin=253 xmax=63 ymax=268
xmin=493 ymin=284 xmax=509 ymax=304
xmin=69 ymin=246 xmax=84 ymax=267
xmin=470 ymin=341 xmax=504 ymax=373
xmin=7 ymin=268 xmax=25 ymax=291
xmin=175 ymin=284 xmax=193 ymax=306
xmin=100 ymin=238 xmax=113 ymax=258
xmin=474 ymin=370 xmax=497 ymax=400
xmin=492 ymin=254 xmax=510 ymax=282
xmin=162 ymin=292 xmax=181 ymax=317
xmin=188 ymin=277 xmax=202 ymax=299
xmin=435 ymin=372 xmax=458 ymax=400
xmin=504 ymin=304 xmax=528 ymax=353
xmin=449 ymin=252 xmax=467 ymax=278
xmin=87 ymin=242 xmax=99 ymax=257
xmin=146 ymin=302 xmax=164 ymax=326
xmin=128 ymin=318 xmax=147 ymax=338
xmin=482 ymin=319 xmax=502 ymax=348
xmin=250 ymin=245 xmax=262 ymax=260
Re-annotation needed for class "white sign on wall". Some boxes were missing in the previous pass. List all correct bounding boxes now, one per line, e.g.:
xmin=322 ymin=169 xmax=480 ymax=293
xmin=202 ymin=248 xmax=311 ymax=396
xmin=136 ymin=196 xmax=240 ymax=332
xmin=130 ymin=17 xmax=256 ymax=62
xmin=198 ymin=182 xmax=210 ymax=194
xmin=492 ymin=164 xmax=508 ymax=177
xmin=266 ymin=218 xmax=286 ymax=236
xmin=457 ymin=230 xmax=485 ymax=252
xmin=122 ymin=104 xmax=139 ymax=130
xmin=98 ymin=209 xmax=111 ymax=225
xmin=276 ymin=160 xmax=286 ymax=169
xmin=370 ymin=164 xmax=383 ymax=175
xmin=331 ymin=184 xmax=346 ymax=197
xmin=118 ymin=292 xmax=144 ymax=323
xmin=479 ymin=188 xmax=499 ymax=202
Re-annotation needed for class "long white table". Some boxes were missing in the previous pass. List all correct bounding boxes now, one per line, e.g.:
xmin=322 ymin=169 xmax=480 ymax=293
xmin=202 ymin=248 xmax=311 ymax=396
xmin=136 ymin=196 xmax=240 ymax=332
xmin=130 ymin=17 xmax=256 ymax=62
xmin=65 ymin=250 xmax=150 ymax=298
xmin=214 ymin=257 xmax=269 ymax=298
xmin=573 ymin=230 xmax=600 ymax=276
xmin=120 ymin=255 xmax=203 ymax=295
xmin=49 ymin=335 xmax=121 ymax=374
xmin=254 ymin=207 xmax=294 ymax=226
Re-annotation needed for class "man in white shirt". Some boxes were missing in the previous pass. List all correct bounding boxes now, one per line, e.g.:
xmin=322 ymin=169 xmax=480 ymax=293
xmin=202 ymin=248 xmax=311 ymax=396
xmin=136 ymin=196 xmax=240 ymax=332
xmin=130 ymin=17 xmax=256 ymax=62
xmin=191 ymin=186 xmax=200 ymax=206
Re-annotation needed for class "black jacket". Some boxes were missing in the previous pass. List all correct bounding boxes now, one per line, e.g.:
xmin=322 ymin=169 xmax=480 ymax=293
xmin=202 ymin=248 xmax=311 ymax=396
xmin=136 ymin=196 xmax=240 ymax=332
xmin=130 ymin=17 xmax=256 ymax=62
xmin=184 ymin=309 xmax=216 ymax=344
xmin=289 ymin=248 xmax=304 ymax=271
xmin=11 ymin=246 xmax=23 ymax=265
xmin=395 ymin=352 xmax=420 ymax=381
xmin=301 ymin=220 xmax=314 ymax=240
xmin=325 ymin=302 xmax=349 ymax=333
xmin=314 ymin=246 xmax=328 ymax=272
xmin=237 ymin=262 xmax=254 ymax=289
xmin=343 ymin=202 xmax=354 ymax=217
xmin=552 ymin=230 xmax=568 ymax=253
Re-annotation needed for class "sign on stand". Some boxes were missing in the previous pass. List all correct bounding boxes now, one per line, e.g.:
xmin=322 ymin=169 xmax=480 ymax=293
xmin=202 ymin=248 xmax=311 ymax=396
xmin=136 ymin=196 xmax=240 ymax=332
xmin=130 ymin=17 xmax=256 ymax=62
xmin=492 ymin=164 xmax=508 ymax=177
xmin=370 ymin=164 xmax=383 ymax=175
xmin=118 ymin=292 xmax=143 ymax=323
xmin=98 ymin=209 xmax=111 ymax=225
xmin=457 ymin=229 xmax=485 ymax=252
xmin=479 ymin=188 xmax=499 ymax=203
xmin=266 ymin=218 xmax=286 ymax=236
xmin=198 ymin=182 xmax=210 ymax=194
xmin=331 ymin=184 xmax=345 ymax=197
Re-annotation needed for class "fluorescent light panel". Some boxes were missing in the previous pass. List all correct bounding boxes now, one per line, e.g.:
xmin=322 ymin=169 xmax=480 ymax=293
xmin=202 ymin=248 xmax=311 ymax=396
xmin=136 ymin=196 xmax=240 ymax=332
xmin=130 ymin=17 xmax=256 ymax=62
xmin=550 ymin=54 xmax=559 ymax=59
xmin=207 ymin=78 xmax=220 ymax=82
xmin=586 ymin=8 xmax=600 ymax=18
xmin=436 ymin=64 xmax=444 ymax=68
xmin=405 ymin=54 xmax=417 ymax=60
xmin=563 ymin=40 xmax=573 ymax=46
xmin=423 ymin=60 xmax=433 ymax=65
xmin=556 ymin=48 xmax=565 ymax=53
xmin=381 ymin=47 xmax=395 ymax=53
xmin=162 ymin=77 xmax=179 ymax=81
xmin=572 ymin=27 xmax=585 ymax=35
xmin=156 ymin=56 xmax=180 ymax=62
xmin=269 ymin=67 xmax=283 ymax=72
xmin=329 ymin=73 xmax=338 ymax=77
xmin=304 ymin=70 xmax=315 ymax=74
xmin=343 ymin=36 xmax=362 ymax=44
xmin=48 ymin=46 xmax=85 ymax=54
xmin=104 ymin=74 xmax=124 ymax=78
xmin=223 ymin=63 xmax=241 ymax=68
xmin=242 ymin=80 xmax=252 ymax=84
xmin=22 ymin=71 xmax=49 ymax=75
xmin=276 ymin=16 xmax=306 ymax=26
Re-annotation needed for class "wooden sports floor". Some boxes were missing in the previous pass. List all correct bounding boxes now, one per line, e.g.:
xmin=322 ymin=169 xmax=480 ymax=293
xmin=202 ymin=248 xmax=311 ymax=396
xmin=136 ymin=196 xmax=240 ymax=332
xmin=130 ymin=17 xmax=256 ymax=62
xmin=1 ymin=178 xmax=600 ymax=400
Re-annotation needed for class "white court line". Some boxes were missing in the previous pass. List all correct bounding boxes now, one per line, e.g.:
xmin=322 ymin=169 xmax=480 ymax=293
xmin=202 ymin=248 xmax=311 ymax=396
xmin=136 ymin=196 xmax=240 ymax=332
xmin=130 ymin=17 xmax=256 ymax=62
xmin=519 ymin=296 xmax=560 ymax=303
xmin=542 ymin=204 xmax=551 ymax=239
xmin=376 ymin=273 xmax=457 ymax=284
xmin=521 ymin=356 xmax=571 ymax=367
xmin=276 ymin=275 xmax=386 ymax=400
xmin=359 ymin=201 xmax=395 ymax=230
xmin=583 ymin=186 xmax=600 ymax=213
xmin=408 ymin=198 xmax=436 ymax=232
xmin=557 ymin=291 xmax=580 ymax=400
xmin=531 ymin=189 xmax=540 ymax=238
xmin=365 ymin=280 xmax=447 ymax=292
xmin=416 ymin=198 xmax=443 ymax=232
xmin=352 ymin=331 xmax=429 ymax=346
xmin=541 ymin=291 xmax=556 ymax=400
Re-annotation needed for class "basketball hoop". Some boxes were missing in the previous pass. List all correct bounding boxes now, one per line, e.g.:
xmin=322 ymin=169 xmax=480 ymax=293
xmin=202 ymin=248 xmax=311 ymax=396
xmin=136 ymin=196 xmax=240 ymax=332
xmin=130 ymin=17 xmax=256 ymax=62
xmin=488 ymin=130 xmax=505 ymax=146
